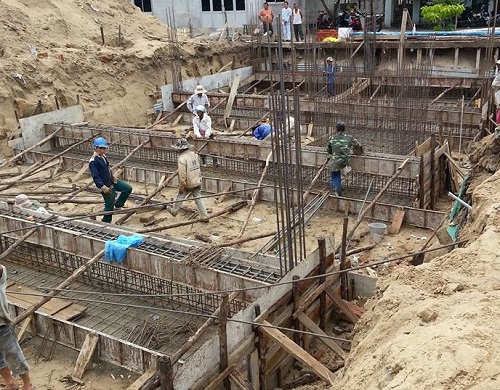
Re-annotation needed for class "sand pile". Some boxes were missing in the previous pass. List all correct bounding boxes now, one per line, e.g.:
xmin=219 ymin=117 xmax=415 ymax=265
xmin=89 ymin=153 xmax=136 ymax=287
xmin=332 ymin=166 xmax=500 ymax=389
xmin=0 ymin=0 xmax=250 ymax=156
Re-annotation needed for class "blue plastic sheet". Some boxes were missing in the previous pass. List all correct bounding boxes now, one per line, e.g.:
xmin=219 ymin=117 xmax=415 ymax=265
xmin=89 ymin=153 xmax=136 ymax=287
xmin=104 ymin=234 xmax=144 ymax=263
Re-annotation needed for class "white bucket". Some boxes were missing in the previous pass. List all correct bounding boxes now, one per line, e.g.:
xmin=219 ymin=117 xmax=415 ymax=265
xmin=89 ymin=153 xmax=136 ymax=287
xmin=369 ymin=222 xmax=387 ymax=243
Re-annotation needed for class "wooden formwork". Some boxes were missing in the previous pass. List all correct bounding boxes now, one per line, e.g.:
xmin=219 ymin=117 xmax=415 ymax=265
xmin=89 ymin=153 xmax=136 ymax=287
xmin=415 ymin=135 xmax=453 ymax=210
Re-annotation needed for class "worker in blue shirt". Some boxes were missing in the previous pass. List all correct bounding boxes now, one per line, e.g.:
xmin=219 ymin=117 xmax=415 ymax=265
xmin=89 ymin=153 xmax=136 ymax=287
xmin=252 ymin=119 xmax=274 ymax=141
xmin=323 ymin=56 xmax=336 ymax=96
xmin=89 ymin=137 xmax=132 ymax=223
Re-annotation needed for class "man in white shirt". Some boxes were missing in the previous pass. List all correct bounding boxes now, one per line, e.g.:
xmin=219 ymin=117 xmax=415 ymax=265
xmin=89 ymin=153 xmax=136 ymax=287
xmin=186 ymin=85 xmax=210 ymax=114
xmin=292 ymin=3 xmax=304 ymax=41
xmin=281 ymin=1 xmax=292 ymax=41
xmin=192 ymin=105 xmax=219 ymax=167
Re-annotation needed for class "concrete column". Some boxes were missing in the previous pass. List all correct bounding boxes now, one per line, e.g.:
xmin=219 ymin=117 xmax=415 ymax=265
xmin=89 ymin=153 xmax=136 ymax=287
xmin=412 ymin=0 xmax=420 ymax=24
xmin=384 ymin=0 xmax=393 ymax=28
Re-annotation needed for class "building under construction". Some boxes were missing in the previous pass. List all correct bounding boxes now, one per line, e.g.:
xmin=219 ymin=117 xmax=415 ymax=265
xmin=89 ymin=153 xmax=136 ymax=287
xmin=0 ymin=19 xmax=496 ymax=390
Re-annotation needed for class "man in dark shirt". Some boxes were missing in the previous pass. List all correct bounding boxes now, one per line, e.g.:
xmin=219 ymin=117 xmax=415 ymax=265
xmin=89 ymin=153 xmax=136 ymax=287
xmin=89 ymin=137 xmax=132 ymax=223
xmin=326 ymin=122 xmax=362 ymax=196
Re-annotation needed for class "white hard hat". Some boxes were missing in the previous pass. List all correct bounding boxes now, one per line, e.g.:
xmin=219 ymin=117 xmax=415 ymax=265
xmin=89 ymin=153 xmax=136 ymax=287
xmin=195 ymin=105 xmax=206 ymax=113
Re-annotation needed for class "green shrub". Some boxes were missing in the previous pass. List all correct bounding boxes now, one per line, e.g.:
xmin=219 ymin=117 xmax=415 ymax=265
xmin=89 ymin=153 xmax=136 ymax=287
xmin=421 ymin=0 xmax=465 ymax=30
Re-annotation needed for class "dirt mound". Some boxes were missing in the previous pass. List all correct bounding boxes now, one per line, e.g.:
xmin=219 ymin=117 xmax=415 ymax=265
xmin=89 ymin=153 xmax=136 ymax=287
xmin=334 ymin=165 xmax=500 ymax=389
xmin=468 ymin=131 xmax=500 ymax=173
xmin=0 ymin=0 xmax=251 ymax=155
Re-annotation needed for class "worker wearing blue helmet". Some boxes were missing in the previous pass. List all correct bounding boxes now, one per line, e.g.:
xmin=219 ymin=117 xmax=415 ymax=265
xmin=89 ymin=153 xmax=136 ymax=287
xmin=89 ymin=137 xmax=132 ymax=223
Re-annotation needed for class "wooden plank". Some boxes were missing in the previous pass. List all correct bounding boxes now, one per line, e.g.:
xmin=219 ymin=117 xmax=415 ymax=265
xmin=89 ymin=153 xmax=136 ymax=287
xmin=325 ymin=287 xmax=359 ymax=324
xmin=205 ymin=364 xmax=236 ymax=390
xmin=72 ymin=333 xmax=99 ymax=379
xmin=388 ymin=208 xmax=405 ymax=235
xmin=259 ymin=321 xmax=336 ymax=385
xmin=415 ymin=137 xmax=432 ymax=156
xmin=7 ymin=283 xmax=86 ymax=321
xmin=17 ymin=317 xmax=31 ymax=342
xmin=229 ymin=368 xmax=255 ymax=390
xmin=224 ymin=74 xmax=241 ymax=126
xmin=126 ymin=369 xmax=156 ymax=390
xmin=297 ymin=313 xmax=346 ymax=360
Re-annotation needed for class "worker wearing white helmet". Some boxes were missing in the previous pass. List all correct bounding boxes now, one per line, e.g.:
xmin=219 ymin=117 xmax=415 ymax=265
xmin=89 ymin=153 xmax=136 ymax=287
xmin=186 ymin=85 xmax=210 ymax=114
xmin=192 ymin=105 xmax=213 ymax=139
xmin=192 ymin=105 xmax=219 ymax=167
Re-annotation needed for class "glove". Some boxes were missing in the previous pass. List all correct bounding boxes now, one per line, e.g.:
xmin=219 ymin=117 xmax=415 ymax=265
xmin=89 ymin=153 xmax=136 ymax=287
xmin=101 ymin=185 xmax=112 ymax=195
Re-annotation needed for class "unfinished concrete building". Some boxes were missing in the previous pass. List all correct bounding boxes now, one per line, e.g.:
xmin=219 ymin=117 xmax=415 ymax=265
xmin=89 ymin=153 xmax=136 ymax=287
xmin=0 ymin=20 xmax=496 ymax=390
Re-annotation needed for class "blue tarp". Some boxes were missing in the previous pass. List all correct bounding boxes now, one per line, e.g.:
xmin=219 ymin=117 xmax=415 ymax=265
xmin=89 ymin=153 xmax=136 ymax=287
xmin=353 ymin=29 xmax=500 ymax=37
xmin=104 ymin=234 xmax=144 ymax=263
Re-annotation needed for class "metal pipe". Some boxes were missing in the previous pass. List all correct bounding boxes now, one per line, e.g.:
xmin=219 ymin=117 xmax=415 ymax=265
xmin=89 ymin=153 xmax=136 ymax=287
xmin=447 ymin=191 xmax=472 ymax=211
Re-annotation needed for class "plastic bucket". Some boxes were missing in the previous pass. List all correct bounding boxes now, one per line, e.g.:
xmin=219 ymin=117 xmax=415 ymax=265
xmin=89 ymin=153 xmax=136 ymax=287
xmin=369 ymin=222 xmax=387 ymax=243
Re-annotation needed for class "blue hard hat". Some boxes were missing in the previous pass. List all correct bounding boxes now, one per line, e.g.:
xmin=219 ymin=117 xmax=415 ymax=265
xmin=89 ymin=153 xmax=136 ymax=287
xmin=93 ymin=137 xmax=109 ymax=148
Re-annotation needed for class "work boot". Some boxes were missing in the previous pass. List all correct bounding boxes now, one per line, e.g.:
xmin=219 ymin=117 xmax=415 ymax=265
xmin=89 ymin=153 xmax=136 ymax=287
xmin=200 ymin=216 xmax=210 ymax=223
xmin=167 ymin=207 xmax=178 ymax=217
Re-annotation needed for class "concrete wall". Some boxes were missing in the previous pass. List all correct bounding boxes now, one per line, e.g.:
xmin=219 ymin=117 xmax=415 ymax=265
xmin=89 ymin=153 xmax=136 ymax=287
xmin=161 ymin=66 xmax=253 ymax=110
xmin=18 ymin=105 xmax=84 ymax=151
xmin=144 ymin=0 xmax=260 ymax=30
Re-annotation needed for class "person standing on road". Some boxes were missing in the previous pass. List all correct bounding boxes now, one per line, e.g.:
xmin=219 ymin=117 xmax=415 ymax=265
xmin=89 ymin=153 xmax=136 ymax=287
xmin=292 ymin=3 xmax=304 ymax=42
xmin=89 ymin=137 xmax=133 ymax=223
xmin=168 ymin=138 xmax=209 ymax=222
xmin=326 ymin=121 xmax=362 ymax=196
xmin=259 ymin=2 xmax=274 ymax=37
xmin=281 ymin=2 xmax=292 ymax=41
xmin=0 ymin=263 xmax=34 ymax=390
xmin=186 ymin=85 xmax=210 ymax=114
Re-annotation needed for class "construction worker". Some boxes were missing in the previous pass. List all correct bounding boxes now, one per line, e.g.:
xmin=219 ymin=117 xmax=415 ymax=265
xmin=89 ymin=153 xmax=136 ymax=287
xmin=186 ymin=85 xmax=210 ymax=114
xmin=326 ymin=121 xmax=362 ymax=196
xmin=0 ymin=263 xmax=33 ymax=390
xmin=89 ymin=137 xmax=132 ymax=223
xmin=323 ymin=56 xmax=336 ymax=96
xmin=252 ymin=119 xmax=274 ymax=140
xmin=193 ymin=105 xmax=219 ymax=167
xmin=168 ymin=138 xmax=209 ymax=222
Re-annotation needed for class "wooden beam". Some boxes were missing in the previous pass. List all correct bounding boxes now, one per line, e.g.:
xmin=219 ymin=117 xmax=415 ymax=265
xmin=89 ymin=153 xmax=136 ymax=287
xmin=126 ymin=369 xmax=156 ymax=390
xmin=325 ymin=287 xmax=359 ymax=324
xmin=229 ymin=369 xmax=255 ymax=390
xmin=72 ymin=333 xmax=99 ymax=380
xmin=219 ymin=293 xmax=230 ymax=390
xmin=430 ymin=80 xmax=462 ymax=105
xmin=297 ymin=312 xmax=346 ymax=359
xmin=205 ymin=364 xmax=236 ymax=390
xmin=224 ymin=74 xmax=241 ymax=127
xmin=17 ymin=317 xmax=32 ymax=342
xmin=0 ymin=126 xmax=64 ymax=169
xmin=259 ymin=321 xmax=336 ymax=385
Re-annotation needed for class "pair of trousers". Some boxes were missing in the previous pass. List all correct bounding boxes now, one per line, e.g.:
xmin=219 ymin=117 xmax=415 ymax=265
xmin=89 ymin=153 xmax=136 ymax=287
xmin=330 ymin=171 xmax=342 ymax=195
xmin=327 ymin=82 xmax=335 ymax=96
xmin=293 ymin=24 xmax=304 ymax=41
xmin=282 ymin=22 xmax=291 ymax=40
xmin=263 ymin=22 xmax=274 ymax=35
xmin=101 ymin=179 xmax=133 ymax=223
xmin=172 ymin=186 xmax=208 ymax=219
xmin=0 ymin=325 xmax=29 ymax=377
